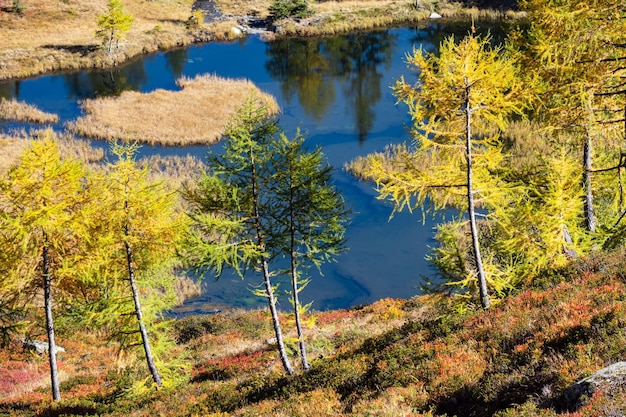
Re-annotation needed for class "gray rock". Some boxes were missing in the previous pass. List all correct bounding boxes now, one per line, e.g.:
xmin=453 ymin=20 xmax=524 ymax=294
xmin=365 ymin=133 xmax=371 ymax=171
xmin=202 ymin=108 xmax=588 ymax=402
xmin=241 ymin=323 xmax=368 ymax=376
xmin=562 ymin=361 xmax=626 ymax=411
xmin=429 ymin=12 xmax=442 ymax=19
xmin=22 ymin=339 xmax=66 ymax=355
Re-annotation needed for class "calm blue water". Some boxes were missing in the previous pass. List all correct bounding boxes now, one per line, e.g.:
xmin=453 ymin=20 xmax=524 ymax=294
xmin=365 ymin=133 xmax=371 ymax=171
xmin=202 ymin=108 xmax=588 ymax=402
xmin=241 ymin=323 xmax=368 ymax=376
xmin=0 ymin=21 xmax=507 ymax=312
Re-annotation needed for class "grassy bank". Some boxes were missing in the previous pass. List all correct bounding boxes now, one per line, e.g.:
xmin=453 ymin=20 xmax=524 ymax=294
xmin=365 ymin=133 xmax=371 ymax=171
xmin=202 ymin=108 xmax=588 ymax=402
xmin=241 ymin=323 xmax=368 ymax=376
xmin=0 ymin=130 xmax=105 ymax=174
xmin=67 ymin=74 xmax=279 ymax=146
xmin=0 ymin=0 xmax=523 ymax=81
xmin=2 ymin=250 xmax=626 ymax=416
xmin=0 ymin=99 xmax=58 ymax=124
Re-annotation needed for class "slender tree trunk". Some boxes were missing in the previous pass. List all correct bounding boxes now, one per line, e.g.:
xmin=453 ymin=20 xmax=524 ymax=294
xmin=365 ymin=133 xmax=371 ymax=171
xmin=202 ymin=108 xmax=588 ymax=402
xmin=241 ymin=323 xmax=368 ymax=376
xmin=108 ymin=29 xmax=114 ymax=55
xmin=124 ymin=235 xmax=162 ymax=387
xmin=583 ymin=132 xmax=596 ymax=233
xmin=124 ymin=194 xmax=162 ymax=387
xmin=42 ymin=231 xmax=61 ymax=401
xmin=250 ymin=147 xmax=294 ymax=375
xmin=289 ymin=176 xmax=309 ymax=370
xmin=464 ymin=83 xmax=490 ymax=309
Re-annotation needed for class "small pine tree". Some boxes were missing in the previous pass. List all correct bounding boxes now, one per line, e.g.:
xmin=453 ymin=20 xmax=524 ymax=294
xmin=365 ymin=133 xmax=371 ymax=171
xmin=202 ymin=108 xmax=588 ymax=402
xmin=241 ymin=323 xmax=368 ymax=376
xmin=269 ymin=0 xmax=312 ymax=21
xmin=184 ymin=98 xmax=295 ymax=375
xmin=268 ymin=131 xmax=349 ymax=370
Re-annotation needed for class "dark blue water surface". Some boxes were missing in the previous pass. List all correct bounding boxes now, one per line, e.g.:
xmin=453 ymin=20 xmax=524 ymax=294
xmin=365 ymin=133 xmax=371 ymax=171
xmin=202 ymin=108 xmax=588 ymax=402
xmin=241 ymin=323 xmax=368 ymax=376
xmin=0 ymin=21 xmax=506 ymax=312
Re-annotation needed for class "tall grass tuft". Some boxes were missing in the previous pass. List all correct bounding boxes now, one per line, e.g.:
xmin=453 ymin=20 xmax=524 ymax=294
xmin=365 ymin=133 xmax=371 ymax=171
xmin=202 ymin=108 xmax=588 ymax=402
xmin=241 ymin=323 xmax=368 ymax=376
xmin=139 ymin=154 xmax=206 ymax=191
xmin=67 ymin=74 xmax=280 ymax=146
xmin=0 ymin=99 xmax=58 ymax=124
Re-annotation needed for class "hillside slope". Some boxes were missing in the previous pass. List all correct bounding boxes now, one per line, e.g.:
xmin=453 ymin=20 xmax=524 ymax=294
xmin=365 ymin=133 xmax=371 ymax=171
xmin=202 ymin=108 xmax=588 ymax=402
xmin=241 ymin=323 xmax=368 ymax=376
xmin=2 ymin=250 xmax=626 ymax=416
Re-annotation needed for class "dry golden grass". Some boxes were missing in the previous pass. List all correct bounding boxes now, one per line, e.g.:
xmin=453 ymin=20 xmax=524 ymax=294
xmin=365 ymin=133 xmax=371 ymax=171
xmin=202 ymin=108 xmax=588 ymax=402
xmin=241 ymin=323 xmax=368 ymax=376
xmin=214 ymin=0 xmax=272 ymax=17
xmin=0 ymin=99 xmax=58 ymax=124
xmin=29 ymin=129 xmax=106 ymax=165
xmin=0 ymin=129 xmax=104 ymax=174
xmin=0 ymin=0 xmax=200 ymax=80
xmin=0 ymin=0 xmax=524 ymax=80
xmin=0 ymin=133 xmax=31 ymax=174
xmin=140 ymin=154 xmax=206 ymax=190
xmin=67 ymin=74 xmax=279 ymax=146
xmin=174 ymin=275 xmax=203 ymax=305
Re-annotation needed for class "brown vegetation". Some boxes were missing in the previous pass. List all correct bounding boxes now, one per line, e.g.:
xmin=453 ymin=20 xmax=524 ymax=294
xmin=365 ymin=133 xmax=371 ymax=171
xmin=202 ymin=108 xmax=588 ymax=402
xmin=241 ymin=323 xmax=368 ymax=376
xmin=0 ymin=0 xmax=523 ymax=81
xmin=0 ymin=129 xmax=104 ymax=174
xmin=0 ymin=0 xmax=204 ymax=80
xmin=0 ymin=99 xmax=58 ymax=124
xmin=3 ymin=251 xmax=626 ymax=416
xmin=0 ymin=134 xmax=31 ymax=174
xmin=139 ymin=154 xmax=206 ymax=190
xmin=67 ymin=74 xmax=279 ymax=146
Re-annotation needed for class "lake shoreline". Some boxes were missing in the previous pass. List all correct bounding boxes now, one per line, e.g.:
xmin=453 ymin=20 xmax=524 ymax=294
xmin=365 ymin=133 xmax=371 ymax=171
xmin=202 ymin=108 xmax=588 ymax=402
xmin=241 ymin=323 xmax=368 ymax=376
xmin=0 ymin=0 xmax=523 ymax=82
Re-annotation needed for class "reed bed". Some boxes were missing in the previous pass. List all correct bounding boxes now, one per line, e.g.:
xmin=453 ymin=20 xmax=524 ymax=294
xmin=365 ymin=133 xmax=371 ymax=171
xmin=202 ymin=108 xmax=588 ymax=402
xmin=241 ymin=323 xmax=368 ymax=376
xmin=174 ymin=275 xmax=202 ymax=305
xmin=0 ymin=0 xmax=199 ymax=80
xmin=0 ymin=99 xmax=58 ymax=124
xmin=0 ymin=133 xmax=31 ymax=174
xmin=67 ymin=74 xmax=280 ymax=146
xmin=1 ymin=0 xmax=524 ymax=80
xmin=0 ymin=129 xmax=104 ymax=174
xmin=345 ymin=143 xmax=411 ymax=181
xmin=28 ymin=129 xmax=106 ymax=166
xmin=139 ymin=154 xmax=206 ymax=191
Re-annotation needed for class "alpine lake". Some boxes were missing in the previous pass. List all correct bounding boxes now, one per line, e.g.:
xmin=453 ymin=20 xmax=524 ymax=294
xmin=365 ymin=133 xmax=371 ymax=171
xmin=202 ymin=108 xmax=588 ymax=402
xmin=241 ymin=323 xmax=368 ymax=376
xmin=0 ymin=19 xmax=510 ymax=313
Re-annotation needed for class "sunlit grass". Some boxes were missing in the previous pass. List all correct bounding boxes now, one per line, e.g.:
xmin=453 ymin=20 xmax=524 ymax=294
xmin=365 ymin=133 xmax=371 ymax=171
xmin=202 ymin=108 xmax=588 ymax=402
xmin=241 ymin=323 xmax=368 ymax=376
xmin=0 ymin=0 xmax=199 ymax=80
xmin=67 ymin=74 xmax=280 ymax=146
xmin=0 ymin=134 xmax=31 ymax=174
xmin=3 ymin=257 xmax=626 ymax=416
xmin=139 ymin=154 xmax=206 ymax=190
xmin=0 ymin=99 xmax=58 ymax=124
xmin=1 ymin=0 xmax=524 ymax=80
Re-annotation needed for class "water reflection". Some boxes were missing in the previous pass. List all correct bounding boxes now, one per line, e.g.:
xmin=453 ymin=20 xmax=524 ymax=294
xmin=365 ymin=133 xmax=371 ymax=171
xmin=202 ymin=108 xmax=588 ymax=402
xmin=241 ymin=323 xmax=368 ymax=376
xmin=0 ymin=22 xmax=510 ymax=311
xmin=330 ymin=31 xmax=396 ymax=143
xmin=266 ymin=38 xmax=335 ymax=121
xmin=0 ymin=80 xmax=19 ymax=100
xmin=266 ymin=30 xmax=396 ymax=141
xmin=164 ymin=48 xmax=189 ymax=80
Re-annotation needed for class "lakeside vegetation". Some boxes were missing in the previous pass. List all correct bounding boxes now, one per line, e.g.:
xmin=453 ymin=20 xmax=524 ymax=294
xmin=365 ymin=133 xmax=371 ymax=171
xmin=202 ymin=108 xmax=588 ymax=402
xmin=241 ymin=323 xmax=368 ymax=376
xmin=67 ymin=74 xmax=279 ymax=145
xmin=2 ymin=252 xmax=626 ymax=415
xmin=3 ymin=0 xmax=626 ymax=415
xmin=0 ymin=99 xmax=59 ymax=124
xmin=0 ymin=0 xmax=522 ymax=81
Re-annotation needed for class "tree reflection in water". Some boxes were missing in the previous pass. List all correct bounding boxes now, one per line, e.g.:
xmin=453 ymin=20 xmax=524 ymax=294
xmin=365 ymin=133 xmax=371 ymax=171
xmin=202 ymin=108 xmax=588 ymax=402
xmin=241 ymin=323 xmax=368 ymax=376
xmin=266 ymin=30 xmax=396 ymax=142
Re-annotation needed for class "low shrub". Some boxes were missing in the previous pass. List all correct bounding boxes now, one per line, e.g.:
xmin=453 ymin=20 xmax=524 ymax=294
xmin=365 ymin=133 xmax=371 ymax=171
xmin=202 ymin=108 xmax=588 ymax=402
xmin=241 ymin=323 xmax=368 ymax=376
xmin=269 ymin=0 xmax=313 ymax=21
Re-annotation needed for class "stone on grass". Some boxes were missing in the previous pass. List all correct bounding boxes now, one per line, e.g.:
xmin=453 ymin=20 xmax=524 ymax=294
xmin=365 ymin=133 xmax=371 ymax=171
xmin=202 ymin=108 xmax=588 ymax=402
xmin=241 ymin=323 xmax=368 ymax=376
xmin=22 ymin=339 xmax=66 ymax=355
xmin=562 ymin=361 xmax=626 ymax=411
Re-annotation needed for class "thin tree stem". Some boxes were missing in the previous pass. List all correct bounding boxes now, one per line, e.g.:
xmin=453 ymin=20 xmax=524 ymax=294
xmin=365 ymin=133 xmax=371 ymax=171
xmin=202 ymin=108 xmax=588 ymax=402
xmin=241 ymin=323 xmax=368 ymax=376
xmin=124 ymin=193 xmax=162 ymax=387
xmin=250 ymin=145 xmax=294 ymax=375
xmin=289 ymin=166 xmax=309 ymax=370
xmin=465 ymin=83 xmax=490 ymax=309
xmin=43 ymin=230 xmax=61 ymax=401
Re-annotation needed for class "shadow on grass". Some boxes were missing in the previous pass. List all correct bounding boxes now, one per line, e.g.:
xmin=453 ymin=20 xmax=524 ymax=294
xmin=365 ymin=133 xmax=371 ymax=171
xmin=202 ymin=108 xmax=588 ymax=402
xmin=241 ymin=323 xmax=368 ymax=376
xmin=42 ymin=44 xmax=100 ymax=57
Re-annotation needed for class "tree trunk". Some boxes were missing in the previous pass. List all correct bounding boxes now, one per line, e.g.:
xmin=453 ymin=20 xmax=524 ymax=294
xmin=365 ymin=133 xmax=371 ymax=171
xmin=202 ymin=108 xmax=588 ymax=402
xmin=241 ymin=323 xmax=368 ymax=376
xmin=464 ymin=83 xmax=490 ymax=309
xmin=583 ymin=132 xmax=596 ymax=233
xmin=123 ymin=190 xmax=162 ymax=387
xmin=108 ymin=29 xmax=114 ymax=55
xmin=124 ymin=236 xmax=162 ymax=387
xmin=260 ymin=255 xmax=294 ymax=375
xmin=42 ymin=231 xmax=61 ymax=401
xmin=250 ymin=146 xmax=294 ymax=375
xmin=289 ymin=176 xmax=309 ymax=370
